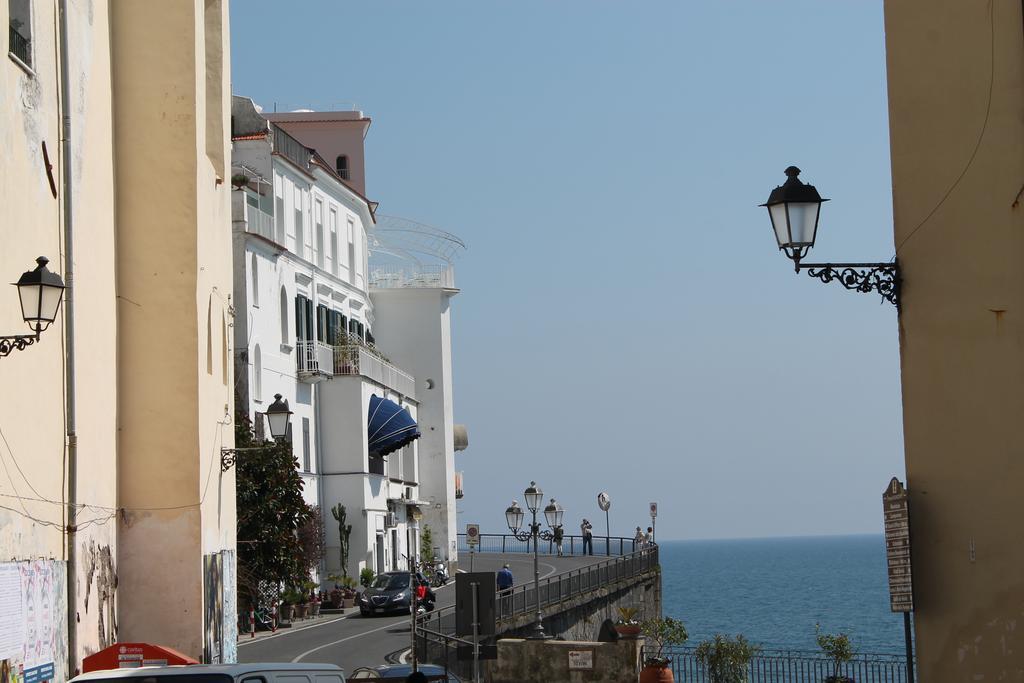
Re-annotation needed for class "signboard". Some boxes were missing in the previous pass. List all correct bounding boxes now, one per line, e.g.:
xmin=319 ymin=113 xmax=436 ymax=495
xmin=82 ymin=643 xmax=198 ymax=673
xmin=568 ymin=650 xmax=594 ymax=670
xmin=597 ymin=492 xmax=611 ymax=512
xmin=455 ymin=572 xmax=496 ymax=637
xmin=465 ymin=524 xmax=480 ymax=548
xmin=883 ymin=477 xmax=913 ymax=612
xmin=649 ymin=502 xmax=658 ymax=518
xmin=457 ymin=645 xmax=497 ymax=661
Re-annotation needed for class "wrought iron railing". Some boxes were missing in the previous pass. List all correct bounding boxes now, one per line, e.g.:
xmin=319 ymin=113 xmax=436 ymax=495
xmin=272 ymin=125 xmax=311 ymax=172
xmin=9 ymin=25 xmax=31 ymax=67
xmin=295 ymin=340 xmax=333 ymax=378
xmin=333 ymin=344 xmax=416 ymax=399
xmin=662 ymin=646 xmax=913 ymax=683
xmin=457 ymin=532 xmax=642 ymax=556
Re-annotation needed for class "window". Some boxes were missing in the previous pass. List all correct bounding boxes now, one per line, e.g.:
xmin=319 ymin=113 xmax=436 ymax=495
xmin=316 ymin=304 xmax=329 ymax=343
xmin=8 ymin=0 xmax=32 ymax=69
xmin=314 ymin=199 xmax=324 ymax=268
xmin=250 ymin=254 xmax=259 ymax=307
xmin=279 ymin=286 xmax=289 ymax=345
xmin=295 ymin=295 xmax=313 ymax=341
xmin=294 ymin=189 xmax=304 ymax=259
xmin=347 ymin=219 xmax=356 ymax=285
xmin=328 ymin=209 xmax=338 ymax=275
xmin=336 ymin=155 xmax=349 ymax=180
xmin=253 ymin=344 xmax=262 ymax=401
xmin=302 ymin=417 xmax=311 ymax=472
xmin=274 ymin=179 xmax=285 ymax=245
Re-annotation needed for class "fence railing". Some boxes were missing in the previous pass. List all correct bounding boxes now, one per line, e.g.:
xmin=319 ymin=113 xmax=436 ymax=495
xmin=272 ymin=125 xmax=311 ymax=172
xmin=457 ymin=532 xmax=642 ymax=557
xmin=662 ymin=646 xmax=913 ymax=683
xmin=333 ymin=345 xmax=416 ymax=399
xmin=369 ymin=264 xmax=455 ymax=290
xmin=295 ymin=340 xmax=333 ymax=378
xmin=9 ymin=25 xmax=31 ymax=67
xmin=244 ymin=203 xmax=275 ymax=242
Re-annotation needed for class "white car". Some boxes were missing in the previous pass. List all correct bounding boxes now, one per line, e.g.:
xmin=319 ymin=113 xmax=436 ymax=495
xmin=72 ymin=663 xmax=346 ymax=683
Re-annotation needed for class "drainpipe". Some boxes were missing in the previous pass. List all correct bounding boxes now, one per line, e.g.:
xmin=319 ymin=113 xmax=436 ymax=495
xmin=57 ymin=0 xmax=79 ymax=673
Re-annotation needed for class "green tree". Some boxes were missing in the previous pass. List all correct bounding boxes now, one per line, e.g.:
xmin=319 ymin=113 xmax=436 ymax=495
xmin=420 ymin=525 xmax=435 ymax=564
xmin=695 ymin=634 xmax=760 ymax=683
xmin=815 ymin=624 xmax=855 ymax=682
xmin=331 ymin=503 xmax=353 ymax=578
xmin=235 ymin=413 xmax=313 ymax=607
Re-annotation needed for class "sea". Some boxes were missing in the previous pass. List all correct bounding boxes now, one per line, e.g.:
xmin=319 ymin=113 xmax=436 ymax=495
xmin=658 ymin=534 xmax=907 ymax=655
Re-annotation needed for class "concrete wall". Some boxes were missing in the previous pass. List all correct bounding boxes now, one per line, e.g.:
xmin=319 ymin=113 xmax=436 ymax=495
xmin=112 ymin=0 xmax=236 ymax=661
xmin=488 ymin=638 xmax=644 ymax=683
xmin=371 ymin=288 xmax=459 ymax=567
xmin=883 ymin=0 xmax=1024 ymax=679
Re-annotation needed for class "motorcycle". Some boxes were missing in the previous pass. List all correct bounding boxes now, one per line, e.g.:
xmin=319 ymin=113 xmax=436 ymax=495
xmin=431 ymin=560 xmax=449 ymax=587
xmin=414 ymin=576 xmax=436 ymax=613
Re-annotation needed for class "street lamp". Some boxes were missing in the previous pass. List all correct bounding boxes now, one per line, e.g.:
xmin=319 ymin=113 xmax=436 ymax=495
xmin=221 ymin=394 xmax=293 ymax=471
xmin=0 ymin=257 xmax=66 ymax=358
xmin=761 ymin=166 xmax=900 ymax=307
xmin=505 ymin=482 xmax=562 ymax=640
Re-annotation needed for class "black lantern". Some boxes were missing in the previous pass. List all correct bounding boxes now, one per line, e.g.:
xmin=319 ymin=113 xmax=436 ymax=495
xmin=15 ymin=257 xmax=65 ymax=335
xmin=761 ymin=166 xmax=829 ymax=266
xmin=543 ymin=498 xmax=564 ymax=529
xmin=505 ymin=500 xmax=525 ymax=533
xmin=524 ymin=481 xmax=543 ymax=513
xmin=265 ymin=393 xmax=292 ymax=440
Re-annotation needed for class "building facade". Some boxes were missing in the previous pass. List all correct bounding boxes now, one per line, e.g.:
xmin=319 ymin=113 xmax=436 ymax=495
xmin=231 ymin=98 xmax=426 ymax=583
xmin=884 ymin=0 xmax=1024 ymax=679
xmin=1 ymin=0 xmax=237 ymax=676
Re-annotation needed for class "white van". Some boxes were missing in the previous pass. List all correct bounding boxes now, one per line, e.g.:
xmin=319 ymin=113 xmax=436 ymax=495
xmin=71 ymin=664 xmax=346 ymax=683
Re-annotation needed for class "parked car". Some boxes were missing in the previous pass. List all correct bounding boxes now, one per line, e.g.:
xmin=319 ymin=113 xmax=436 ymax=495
xmin=349 ymin=664 xmax=460 ymax=682
xmin=358 ymin=569 xmax=434 ymax=618
xmin=72 ymin=664 xmax=346 ymax=683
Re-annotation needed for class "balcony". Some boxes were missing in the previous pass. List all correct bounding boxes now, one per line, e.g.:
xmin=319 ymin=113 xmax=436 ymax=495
xmin=272 ymin=125 xmax=311 ymax=173
xmin=296 ymin=340 xmax=334 ymax=383
xmin=243 ymin=203 xmax=275 ymax=242
xmin=333 ymin=344 xmax=416 ymax=399
xmin=369 ymin=264 xmax=455 ymax=290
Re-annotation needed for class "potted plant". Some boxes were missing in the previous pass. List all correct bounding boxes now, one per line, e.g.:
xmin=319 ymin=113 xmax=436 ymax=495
xmin=342 ymin=576 xmax=358 ymax=608
xmin=614 ymin=607 xmax=642 ymax=638
xmin=280 ymin=587 xmax=303 ymax=622
xmin=694 ymin=634 xmax=760 ymax=683
xmin=815 ymin=624 xmax=855 ymax=683
xmin=360 ymin=567 xmax=375 ymax=588
xmin=305 ymin=581 xmax=321 ymax=617
xmin=639 ymin=617 xmax=688 ymax=683
xmin=230 ymin=173 xmax=250 ymax=189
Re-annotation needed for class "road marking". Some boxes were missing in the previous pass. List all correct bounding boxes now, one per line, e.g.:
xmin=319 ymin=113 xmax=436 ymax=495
xmin=237 ymin=614 xmax=354 ymax=647
xmin=292 ymin=621 xmax=404 ymax=662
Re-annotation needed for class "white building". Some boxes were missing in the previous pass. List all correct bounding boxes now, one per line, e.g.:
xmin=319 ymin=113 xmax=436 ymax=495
xmin=230 ymin=97 xmax=427 ymax=581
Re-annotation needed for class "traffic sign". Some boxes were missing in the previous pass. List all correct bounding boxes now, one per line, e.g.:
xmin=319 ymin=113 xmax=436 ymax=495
xmin=466 ymin=523 xmax=480 ymax=547
xmin=649 ymin=502 xmax=658 ymax=518
xmin=597 ymin=492 xmax=611 ymax=512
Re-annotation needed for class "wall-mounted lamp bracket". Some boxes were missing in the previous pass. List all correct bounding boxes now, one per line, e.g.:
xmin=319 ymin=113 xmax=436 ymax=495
xmin=795 ymin=260 xmax=900 ymax=308
xmin=0 ymin=334 xmax=38 ymax=358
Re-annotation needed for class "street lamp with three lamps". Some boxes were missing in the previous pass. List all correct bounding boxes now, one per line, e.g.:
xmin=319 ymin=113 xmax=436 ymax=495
xmin=505 ymin=482 xmax=564 ymax=640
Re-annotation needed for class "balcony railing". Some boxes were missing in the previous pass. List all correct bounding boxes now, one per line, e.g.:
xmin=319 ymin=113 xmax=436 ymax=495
xmin=333 ymin=344 xmax=416 ymax=399
xmin=369 ymin=264 xmax=455 ymax=290
xmin=272 ymin=125 xmax=311 ymax=172
xmin=296 ymin=340 xmax=334 ymax=381
xmin=9 ymin=25 xmax=31 ymax=67
xmin=244 ymin=203 xmax=275 ymax=242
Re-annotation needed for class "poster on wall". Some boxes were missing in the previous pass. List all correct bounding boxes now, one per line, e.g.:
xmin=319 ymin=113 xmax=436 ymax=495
xmin=0 ymin=561 xmax=66 ymax=683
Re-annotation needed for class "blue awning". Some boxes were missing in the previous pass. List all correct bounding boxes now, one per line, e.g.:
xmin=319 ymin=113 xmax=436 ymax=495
xmin=368 ymin=395 xmax=420 ymax=457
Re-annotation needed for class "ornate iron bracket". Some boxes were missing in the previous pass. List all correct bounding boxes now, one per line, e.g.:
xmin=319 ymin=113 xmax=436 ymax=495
xmin=0 ymin=334 xmax=38 ymax=358
xmin=797 ymin=261 xmax=900 ymax=308
xmin=510 ymin=524 xmax=554 ymax=543
xmin=220 ymin=444 xmax=280 ymax=472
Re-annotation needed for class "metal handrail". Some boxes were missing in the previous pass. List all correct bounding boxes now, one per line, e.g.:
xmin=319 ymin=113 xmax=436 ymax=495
xmin=416 ymin=545 xmax=659 ymax=638
xmin=457 ymin=532 xmax=642 ymax=557
xmin=663 ymin=645 xmax=912 ymax=683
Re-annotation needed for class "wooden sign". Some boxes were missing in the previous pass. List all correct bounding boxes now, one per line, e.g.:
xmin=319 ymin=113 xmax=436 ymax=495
xmin=883 ymin=477 xmax=913 ymax=612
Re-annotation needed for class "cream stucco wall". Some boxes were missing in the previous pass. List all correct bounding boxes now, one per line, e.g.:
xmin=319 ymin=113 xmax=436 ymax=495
xmin=112 ymin=0 xmax=235 ymax=661
xmin=1 ymin=0 xmax=118 ymax=675
xmin=884 ymin=0 xmax=1024 ymax=679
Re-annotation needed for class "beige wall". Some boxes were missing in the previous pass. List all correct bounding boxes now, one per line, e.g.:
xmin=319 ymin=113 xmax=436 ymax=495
xmin=884 ymin=0 xmax=1024 ymax=679
xmin=1 ymin=0 xmax=119 ymax=675
xmin=112 ymin=0 xmax=235 ymax=661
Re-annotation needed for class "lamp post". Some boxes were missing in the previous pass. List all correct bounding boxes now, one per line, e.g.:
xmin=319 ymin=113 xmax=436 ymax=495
xmin=221 ymin=394 xmax=293 ymax=471
xmin=505 ymin=482 xmax=563 ymax=639
xmin=761 ymin=166 xmax=900 ymax=307
xmin=0 ymin=257 xmax=66 ymax=358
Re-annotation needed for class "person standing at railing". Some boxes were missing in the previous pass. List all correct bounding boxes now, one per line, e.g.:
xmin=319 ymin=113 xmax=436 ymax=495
xmin=553 ymin=524 xmax=564 ymax=556
xmin=581 ymin=518 xmax=594 ymax=555
xmin=634 ymin=526 xmax=645 ymax=550
xmin=644 ymin=526 xmax=655 ymax=548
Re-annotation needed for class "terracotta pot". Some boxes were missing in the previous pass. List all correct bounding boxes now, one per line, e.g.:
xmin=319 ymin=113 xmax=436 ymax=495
xmin=279 ymin=604 xmax=293 ymax=621
xmin=615 ymin=623 xmax=642 ymax=638
xmin=310 ymin=602 xmax=321 ymax=617
xmin=639 ymin=662 xmax=674 ymax=683
xmin=295 ymin=603 xmax=309 ymax=619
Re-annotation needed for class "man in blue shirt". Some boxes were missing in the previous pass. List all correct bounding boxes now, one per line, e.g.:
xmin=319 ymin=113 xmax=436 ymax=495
xmin=497 ymin=563 xmax=514 ymax=592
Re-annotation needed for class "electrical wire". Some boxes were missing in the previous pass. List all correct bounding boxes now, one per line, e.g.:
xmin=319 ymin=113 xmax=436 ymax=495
xmin=895 ymin=1 xmax=996 ymax=253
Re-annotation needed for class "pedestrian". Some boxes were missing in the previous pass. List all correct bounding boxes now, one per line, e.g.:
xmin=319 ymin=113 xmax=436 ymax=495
xmin=496 ymin=562 xmax=514 ymax=615
xmin=553 ymin=524 xmax=564 ymax=556
xmin=644 ymin=526 xmax=654 ymax=547
xmin=634 ymin=526 xmax=644 ymax=549
xmin=581 ymin=518 xmax=594 ymax=555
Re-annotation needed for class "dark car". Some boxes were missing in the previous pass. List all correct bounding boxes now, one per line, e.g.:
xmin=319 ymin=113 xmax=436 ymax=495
xmin=349 ymin=664 xmax=462 ymax=681
xmin=359 ymin=571 xmax=417 ymax=616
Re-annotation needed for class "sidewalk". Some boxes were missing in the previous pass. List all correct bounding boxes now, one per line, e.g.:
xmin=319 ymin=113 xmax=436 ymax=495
xmin=238 ymin=606 xmax=361 ymax=644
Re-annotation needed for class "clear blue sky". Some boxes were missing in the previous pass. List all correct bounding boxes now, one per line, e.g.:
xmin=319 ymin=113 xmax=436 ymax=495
xmin=231 ymin=1 xmax=903 ymax=541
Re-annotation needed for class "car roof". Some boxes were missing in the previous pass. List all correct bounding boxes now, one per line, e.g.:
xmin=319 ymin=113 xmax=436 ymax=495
xmin=73 ymin=664 xmax=344 ymax=682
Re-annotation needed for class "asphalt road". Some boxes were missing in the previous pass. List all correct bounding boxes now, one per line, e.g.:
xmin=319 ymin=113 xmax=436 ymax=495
xmin=237 ymin=552 xmax=610 ymax=675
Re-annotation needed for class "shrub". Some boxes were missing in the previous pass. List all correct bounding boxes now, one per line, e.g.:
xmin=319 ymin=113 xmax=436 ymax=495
xmin=815 ymin=624 xmax=855 ymax=682
xmin=640 ymin=616 xmax=688 ymax=665
xmin=694 ymin=634 xmax=760 ymax=683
